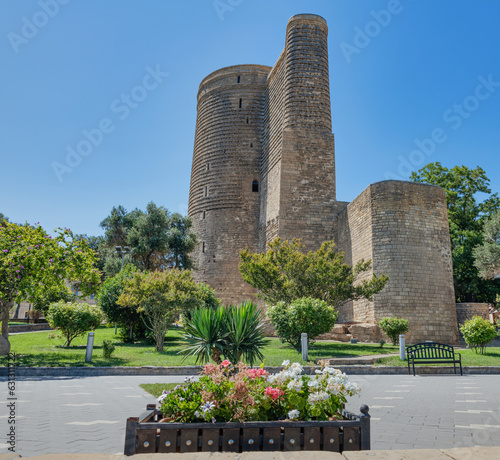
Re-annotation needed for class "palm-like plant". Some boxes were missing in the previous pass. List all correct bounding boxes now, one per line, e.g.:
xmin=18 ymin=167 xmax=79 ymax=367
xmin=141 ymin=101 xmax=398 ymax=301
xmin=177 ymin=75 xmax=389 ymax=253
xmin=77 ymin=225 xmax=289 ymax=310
xmin=223 ymin=301 xmax=269 ymax=366
xmin=180 ymin=301 xmax=269 ymax=366
xmin=181 ymin=306 xmax=227 ymax=364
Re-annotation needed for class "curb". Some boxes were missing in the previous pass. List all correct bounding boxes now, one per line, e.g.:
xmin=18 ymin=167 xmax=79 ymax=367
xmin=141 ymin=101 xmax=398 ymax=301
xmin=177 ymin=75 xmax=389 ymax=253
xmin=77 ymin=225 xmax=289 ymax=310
xmin=2 ymin=365 xmax=500 ymax=377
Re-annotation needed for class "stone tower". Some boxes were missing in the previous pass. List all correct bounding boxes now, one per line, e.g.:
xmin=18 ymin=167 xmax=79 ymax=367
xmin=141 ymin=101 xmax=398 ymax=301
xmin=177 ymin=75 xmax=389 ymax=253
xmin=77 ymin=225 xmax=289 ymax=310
xmin=188 ymin=14 xmax=459 ymax=344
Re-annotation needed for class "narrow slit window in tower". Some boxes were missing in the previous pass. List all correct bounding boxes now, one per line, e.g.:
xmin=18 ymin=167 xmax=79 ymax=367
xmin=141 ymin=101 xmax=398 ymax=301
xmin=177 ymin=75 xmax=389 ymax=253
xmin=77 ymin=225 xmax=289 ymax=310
xmin=246 ymin=118 xmax=249 ymax=124
xmin=237 ymin=75 xmax=241 ymax=83
xmin=239 ymin=98 xmax=242 ymax=109
xmin=252 ymin=180 xmax=259 ymax=193
xmin=206 ymin=163 xmax=210 ymax=171
xmin=204 ymin=186 xmax=208 ymax=197
xmin=250 ymin=142 xmax=253 ymax=148
xmin=202 ymin=211 xmax=206 ymax=219
xmin=202 ymin=242 xmax=205 ymax=253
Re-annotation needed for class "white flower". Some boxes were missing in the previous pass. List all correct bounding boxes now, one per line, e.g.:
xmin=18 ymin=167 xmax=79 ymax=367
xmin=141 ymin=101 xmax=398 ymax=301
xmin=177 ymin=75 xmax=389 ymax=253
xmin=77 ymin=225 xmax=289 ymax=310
xmin=282 ymin=359 xmax=290 ymax=367
xmin=201 ymin=401 xmax=215 ymax=414
xmin=308 ymin=379 xmax=320 ymax=389
xmin=287 ymin=379 xmax=303 ymax=392
xmin=307 ymin=391 xmax=329 ymax=404
xmin=288 ymin=409 xmax=300 ymax=419
xmin=157 ymin=393 xmax=168 ymax=404
xmin=194 ymin=411 xmax=201 ymax=418
xmin=289 ymin=363 xmax=303 ymax=376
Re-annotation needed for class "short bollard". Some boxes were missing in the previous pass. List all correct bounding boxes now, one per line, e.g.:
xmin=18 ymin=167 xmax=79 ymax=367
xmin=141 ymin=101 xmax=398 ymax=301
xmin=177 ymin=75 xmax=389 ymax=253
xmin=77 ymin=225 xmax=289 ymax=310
xmin=85 ymin=332 xmax=95 ymax=363
xmin=301 ymin=333 xmax=308 ymax=361
xmin=399 ymin=334 xmax=405 ymax=360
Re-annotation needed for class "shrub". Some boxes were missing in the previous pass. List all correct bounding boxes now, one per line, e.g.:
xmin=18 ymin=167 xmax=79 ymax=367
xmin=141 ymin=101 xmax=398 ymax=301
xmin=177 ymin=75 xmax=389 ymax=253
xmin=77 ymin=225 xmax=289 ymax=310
xmin=267 ymin=297 xmax=338 ymax=352
xmin=102 ymin=339 xmax=116 ymax=359
xmin=460 ymin=316 xmax=498 ymax=354
xmin=379 ymin=339 xmax=386 ymax=348
xmin=379 ymin=317 xmax=409 ymax=345
xmin=181 ymin=302 xmax=269 ymax=366
xmin=47 ymin=301 xmax=103 ymax=347
xmin=27 ymin=309 xmax=42 ymax=323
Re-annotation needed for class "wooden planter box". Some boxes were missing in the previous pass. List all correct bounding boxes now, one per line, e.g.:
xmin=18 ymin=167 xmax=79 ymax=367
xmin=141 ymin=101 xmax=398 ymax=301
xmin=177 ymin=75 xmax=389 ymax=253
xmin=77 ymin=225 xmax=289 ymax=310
xmin=124 ymin=404 xmax=370 ymax=454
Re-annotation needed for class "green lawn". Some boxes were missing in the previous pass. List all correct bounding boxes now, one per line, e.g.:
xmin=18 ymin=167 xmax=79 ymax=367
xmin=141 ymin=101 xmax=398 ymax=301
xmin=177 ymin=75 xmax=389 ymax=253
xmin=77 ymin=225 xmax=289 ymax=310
xmin=140 ymin=382 xmax=178 ymax=398
xmin=1 ymin=325 xmax=398 ymax=367
xmin=377 ymin=348 xmax=500 ymax=367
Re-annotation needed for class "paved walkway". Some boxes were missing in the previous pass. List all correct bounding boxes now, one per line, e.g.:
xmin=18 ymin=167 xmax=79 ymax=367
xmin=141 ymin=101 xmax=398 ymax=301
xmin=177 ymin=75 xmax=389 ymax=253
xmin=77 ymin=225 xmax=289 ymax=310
xmin=1 ymin=373 xmax=499 ymax=456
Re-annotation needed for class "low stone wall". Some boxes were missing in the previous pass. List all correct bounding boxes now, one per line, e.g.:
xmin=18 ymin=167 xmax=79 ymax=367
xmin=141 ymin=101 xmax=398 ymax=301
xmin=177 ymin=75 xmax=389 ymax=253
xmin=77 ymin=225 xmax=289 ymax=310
xmin=8 ymin=323 xmax=52 ymax=334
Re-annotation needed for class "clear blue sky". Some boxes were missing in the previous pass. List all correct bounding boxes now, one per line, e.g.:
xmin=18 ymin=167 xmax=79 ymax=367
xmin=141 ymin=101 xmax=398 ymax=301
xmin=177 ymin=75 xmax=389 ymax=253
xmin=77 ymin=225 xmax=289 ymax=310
xmin=1 ymin=0 xmax=499 ymax=236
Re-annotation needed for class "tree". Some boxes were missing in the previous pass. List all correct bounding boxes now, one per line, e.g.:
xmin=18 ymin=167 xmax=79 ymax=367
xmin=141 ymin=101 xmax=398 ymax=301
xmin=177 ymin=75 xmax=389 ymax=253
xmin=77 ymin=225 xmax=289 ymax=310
xmin=411 ymin=163 xmax=500 ymax=302
xmin=267 ymin=297 xmax=338 ymax=352
xmin=0 ymin=213 xmax=9 ymax=226
xmin=473 ymin=210 xmax=500 ymax=280
xmin=98 ymin=203 xmax=198 ymax=275
xmin=96 ymin=264 xmax=143 ymax=341
xmin=30 ymin=284 xmax=75 ymax=316
xmin=0 ymin=223 xmax=100 ymax=354
xmin=117 ymin=270 xmax=204 ymax=351
xmin=239 ymin=238 xmax=389 ymax=307
xmin=460 ymin=316 xmax=498 ymax=354
xmin=379 ymin=317 xmax=409 ymax=345
xmin=47 ymin=301 xmax=103 ymax=347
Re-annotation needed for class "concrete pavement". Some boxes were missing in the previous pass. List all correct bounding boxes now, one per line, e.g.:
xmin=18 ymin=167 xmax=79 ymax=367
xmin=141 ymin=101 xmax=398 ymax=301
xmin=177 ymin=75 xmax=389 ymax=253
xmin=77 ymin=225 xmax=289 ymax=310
xmin=1 ymin=373 xmax=500 ymax=457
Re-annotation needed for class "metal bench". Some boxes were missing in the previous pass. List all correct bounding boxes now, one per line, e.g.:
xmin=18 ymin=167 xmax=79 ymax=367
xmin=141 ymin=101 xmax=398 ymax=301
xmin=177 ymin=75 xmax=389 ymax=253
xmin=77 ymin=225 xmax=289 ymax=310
xmin=406 ymin=342 xmax=462 ymax=376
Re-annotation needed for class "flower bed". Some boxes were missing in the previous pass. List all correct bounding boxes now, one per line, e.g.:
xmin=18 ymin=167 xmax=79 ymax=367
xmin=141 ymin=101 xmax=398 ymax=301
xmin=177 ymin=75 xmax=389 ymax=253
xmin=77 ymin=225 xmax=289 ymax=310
xmin=124 ymin=361 xmax=370 ymax=454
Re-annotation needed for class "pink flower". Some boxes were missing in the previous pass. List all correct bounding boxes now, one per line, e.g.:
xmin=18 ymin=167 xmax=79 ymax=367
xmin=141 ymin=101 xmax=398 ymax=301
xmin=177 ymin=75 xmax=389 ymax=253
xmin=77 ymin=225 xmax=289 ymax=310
xmin=221 ymin=360 xmax=231 ymax=368
xmin=265 ymin=386 xmax=283 ymax=400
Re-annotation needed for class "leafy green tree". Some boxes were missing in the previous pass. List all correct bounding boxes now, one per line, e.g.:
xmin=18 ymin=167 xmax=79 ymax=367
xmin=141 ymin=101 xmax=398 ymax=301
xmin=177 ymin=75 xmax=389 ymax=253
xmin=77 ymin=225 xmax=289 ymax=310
xmin=411 ymin=163 xmax=500 ymax=302
xmin=0 ymin=223 xmax=100 ymax=354
xmin=473 ymin=210 xmax=500 ymax=280
xmin=379 ymin=317 xmax=409 ymax=345
xmin=98 ymin=203 xmax=198 ymax=276
xmin=268 ymin=297 xmax=338 ymax=352
xmin=0 ymin=213 xmax=9 ymax=226
xmin=239 ymin=238 xmax=389 ymax=307
xmin=96 ymin=264 xmax=143 ymax=341
xmin=460 ymin=316 xmax=498 ymax=354
xmin=47 ymin=301 xmax=103 ymax=347
xmin=31 ymin=285 xmax=75 ymax=316
xmin=117 ymin=269 xmax=203 ymax=351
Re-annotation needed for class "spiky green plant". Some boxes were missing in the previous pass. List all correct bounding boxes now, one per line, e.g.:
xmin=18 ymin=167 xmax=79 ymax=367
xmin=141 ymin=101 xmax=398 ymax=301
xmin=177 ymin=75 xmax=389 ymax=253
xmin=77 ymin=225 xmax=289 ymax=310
xmin=223 ymin=301 xmax=269 ymax=366
xmin=180 ymin=306 xmax=227 ymax=364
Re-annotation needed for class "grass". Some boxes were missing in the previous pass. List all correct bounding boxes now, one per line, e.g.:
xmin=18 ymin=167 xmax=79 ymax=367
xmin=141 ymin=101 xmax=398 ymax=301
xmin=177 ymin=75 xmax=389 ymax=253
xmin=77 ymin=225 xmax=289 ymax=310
xmin=0 ymin=325 xmax=398 ymax=367
xmin=377 ymin=347 xmax=500 ymax=367
xmin=140 ymin=382 xmax=178 ymax=398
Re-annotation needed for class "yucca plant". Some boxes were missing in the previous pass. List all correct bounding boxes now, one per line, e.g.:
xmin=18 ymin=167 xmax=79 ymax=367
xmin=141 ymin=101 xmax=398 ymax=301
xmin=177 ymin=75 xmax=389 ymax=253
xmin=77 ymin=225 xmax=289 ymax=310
xmin=181 ymin=306 xmax=228 ymax=364
xmin=180 ymin=301 xmax=269 ymax=366
xmin=222 ymin=301 xmax=269 ymax=366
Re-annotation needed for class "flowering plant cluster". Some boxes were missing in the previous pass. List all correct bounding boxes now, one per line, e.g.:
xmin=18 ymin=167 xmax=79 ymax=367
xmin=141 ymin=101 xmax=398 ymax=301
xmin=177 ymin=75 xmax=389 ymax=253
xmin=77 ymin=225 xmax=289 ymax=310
xmin=158 ymin=360 xmax=361 ymax=423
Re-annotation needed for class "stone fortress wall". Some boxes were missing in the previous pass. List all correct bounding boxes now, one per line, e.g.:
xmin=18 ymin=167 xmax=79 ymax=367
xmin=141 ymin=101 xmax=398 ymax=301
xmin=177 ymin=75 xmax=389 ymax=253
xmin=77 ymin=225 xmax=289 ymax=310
xmin=188 ymin=14 xmax=459 ymax=344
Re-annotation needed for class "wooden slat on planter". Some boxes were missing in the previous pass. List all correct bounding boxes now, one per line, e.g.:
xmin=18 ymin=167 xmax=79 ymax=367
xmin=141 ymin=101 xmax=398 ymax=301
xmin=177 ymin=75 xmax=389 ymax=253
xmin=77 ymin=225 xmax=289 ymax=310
xmin=222 ymin=428 xmax=240 ymax=452
xmin=180 ymin=428 xmax=198 ymax=453
xmin=242 ymin=427 xmax=260 ymax=451
xmin=136 ymin=429 xmax=156 ymax=454
xmin=202 ymin=428 xmax=219 ymax=452
xmin=343 ymin=426 xmax=360 ymax=451
xmin=323 ymin=426 xmax=340 ymax=452
xmin=263 ymin=427 xmax=280 ymax=451
xmin=283 ymin=427 xmax=300 ymax=451
xmin=304 ymin=426 xmax=321 ymax=450
xmin=158 ymin=428 xmax=177 ymax=453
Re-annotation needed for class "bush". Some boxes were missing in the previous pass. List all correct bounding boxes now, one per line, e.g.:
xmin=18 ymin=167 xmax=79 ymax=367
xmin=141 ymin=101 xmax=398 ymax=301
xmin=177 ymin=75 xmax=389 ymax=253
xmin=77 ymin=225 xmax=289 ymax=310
xmin=27 ymin=309 xmax=42 ymax=323
xmin=379 ymin=317 xmax=409 ymax=345
xmin=460 ymin=316 xmax=498 ymax=354
xmin=102 ymin=339 xmax=116 ymax=359
xmin=267 ymin=297 xmax=338 ymax=352
xmin=181 ymin=302 xmax=269 ymax=366
xmin=47 ymin=301 xmax=103 ymax=347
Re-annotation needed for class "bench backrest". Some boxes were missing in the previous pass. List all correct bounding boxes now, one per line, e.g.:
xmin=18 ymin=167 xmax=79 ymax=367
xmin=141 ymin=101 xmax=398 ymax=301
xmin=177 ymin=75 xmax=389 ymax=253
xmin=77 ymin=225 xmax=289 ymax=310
xmin=407 ymin=342 xmax=455 ymax=359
